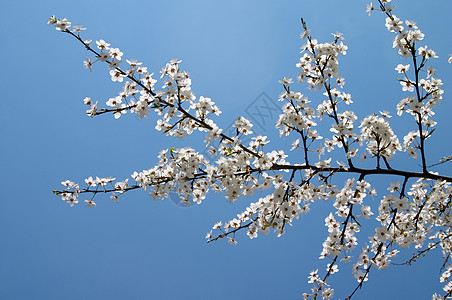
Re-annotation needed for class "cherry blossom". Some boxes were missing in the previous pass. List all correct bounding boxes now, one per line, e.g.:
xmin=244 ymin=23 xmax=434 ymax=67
xmin=49 ymin=1 xmax=452 ymax=298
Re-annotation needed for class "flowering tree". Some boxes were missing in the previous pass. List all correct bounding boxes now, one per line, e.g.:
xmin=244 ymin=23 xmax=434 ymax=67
xmin=49 ymin=1 xmax=452 ymax=299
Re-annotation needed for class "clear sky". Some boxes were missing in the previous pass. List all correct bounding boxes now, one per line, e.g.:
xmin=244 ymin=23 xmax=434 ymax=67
xmin=1 ymin=0 xmax=452 ymax=299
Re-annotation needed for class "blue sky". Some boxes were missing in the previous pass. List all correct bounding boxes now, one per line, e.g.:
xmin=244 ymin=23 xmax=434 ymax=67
xmin=1 ymin=0 xmax=452 ymax=299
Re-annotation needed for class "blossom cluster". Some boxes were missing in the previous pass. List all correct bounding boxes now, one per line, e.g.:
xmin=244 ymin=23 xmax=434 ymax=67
xmin=50 ymin=1 xmax=452 ymax=298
